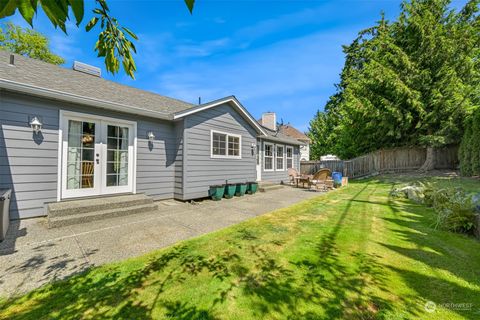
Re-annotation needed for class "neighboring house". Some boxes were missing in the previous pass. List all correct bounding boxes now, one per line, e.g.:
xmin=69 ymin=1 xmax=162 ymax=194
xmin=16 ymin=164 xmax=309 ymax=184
xmin=0 ymin=52 xmax=303 ymax=219
xmin=320 ymin=154 xmax=340 ymax=161
xmin=258 ymin=112 xmax=311 ymax=161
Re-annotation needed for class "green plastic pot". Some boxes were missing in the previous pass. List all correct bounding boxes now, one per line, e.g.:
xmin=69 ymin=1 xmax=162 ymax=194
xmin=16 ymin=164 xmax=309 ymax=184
xmin=224 ymin=184 xmax=236 ymax=199
xmin=235 ymin=183 xmax=248 ymax=196
xmin=209 ymin=185 xmax=225 ymax=201
xmin=247 ymin=182 xmax=258 ymax=194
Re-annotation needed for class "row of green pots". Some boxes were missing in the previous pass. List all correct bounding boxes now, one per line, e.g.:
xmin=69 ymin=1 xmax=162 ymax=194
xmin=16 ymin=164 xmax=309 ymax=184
xmin=209 ymin=182 xmax=258 ymax=201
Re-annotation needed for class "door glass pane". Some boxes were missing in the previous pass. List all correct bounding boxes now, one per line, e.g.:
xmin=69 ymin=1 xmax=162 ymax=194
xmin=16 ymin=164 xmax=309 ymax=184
xmin=67 ymin=120 xmax=95 ymax=190
xmin=106 ymin=125 xmax=129 ymax=187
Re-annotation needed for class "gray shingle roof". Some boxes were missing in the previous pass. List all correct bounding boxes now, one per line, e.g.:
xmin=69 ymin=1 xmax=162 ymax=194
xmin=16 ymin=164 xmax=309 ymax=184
xmin=0 ymin=51 xmax=193 ymax=116
xmin=260 ymin=126 xmax=305 ymax=145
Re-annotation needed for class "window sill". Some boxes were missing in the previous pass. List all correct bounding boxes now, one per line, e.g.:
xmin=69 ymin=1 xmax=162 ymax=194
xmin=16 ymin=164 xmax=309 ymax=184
xmin=211 ymin=155 xmax=242 ymax=160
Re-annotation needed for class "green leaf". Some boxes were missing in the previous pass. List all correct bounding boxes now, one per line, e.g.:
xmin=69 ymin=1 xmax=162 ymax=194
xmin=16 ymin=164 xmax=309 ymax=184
xmin=40 ymin=0 xmax=69 ymax=33
xmin=0 ymin=22 xmax=65 ymax=64
xmin=85 ymin=17 xmax=99 ymax=32
xmin=0 ymin=0 xmax=17 ymax=18
xmin=184 ymin=0 xmax=194 ymax=14
xmin=68 ymin=0 xmax=84 ymax=26
xmin=121 ymin=26 xmax=137 ymax=40
xmin=17 ymin=0 xmax=36 ymax=26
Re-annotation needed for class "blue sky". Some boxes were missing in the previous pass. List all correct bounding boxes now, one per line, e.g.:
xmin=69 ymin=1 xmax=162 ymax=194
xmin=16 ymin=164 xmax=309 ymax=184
xmin=4 ymin=0 xmax=466 ymax=131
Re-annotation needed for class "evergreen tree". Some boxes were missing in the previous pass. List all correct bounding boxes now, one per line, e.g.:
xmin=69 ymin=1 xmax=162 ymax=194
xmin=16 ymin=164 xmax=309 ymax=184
xmin=308 ymin=0 xmax=480 ymax=166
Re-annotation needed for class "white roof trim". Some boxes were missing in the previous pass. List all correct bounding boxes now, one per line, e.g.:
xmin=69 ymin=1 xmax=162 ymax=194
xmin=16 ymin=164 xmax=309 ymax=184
xmin=173 ymin=97 xmax=267 ymax=136
xmin=0 ymin=78 xmax=173 ymax=120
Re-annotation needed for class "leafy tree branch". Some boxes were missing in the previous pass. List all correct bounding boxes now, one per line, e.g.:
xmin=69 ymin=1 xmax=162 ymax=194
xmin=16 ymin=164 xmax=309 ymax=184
xmin=0 ymin=0 xmax=196 ymax=78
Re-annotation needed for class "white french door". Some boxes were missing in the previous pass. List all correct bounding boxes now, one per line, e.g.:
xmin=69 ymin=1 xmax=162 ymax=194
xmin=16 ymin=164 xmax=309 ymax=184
xmin=60 ymin=112 xmax=136 ymax=199
xmin=256 ymin=142 xmax=262 ymax=181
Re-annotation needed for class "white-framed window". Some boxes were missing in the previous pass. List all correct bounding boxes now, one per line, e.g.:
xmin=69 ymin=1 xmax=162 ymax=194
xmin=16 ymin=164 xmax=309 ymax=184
xmin=286 ymin=146 xmax=293 ymax=169
xmin=276 ymin=145 xmax=285 ymax=171
xmin=211 ymin=130 xmax=242 ymax=159
xmin=264 ymin=142 xmax=274 ymax=171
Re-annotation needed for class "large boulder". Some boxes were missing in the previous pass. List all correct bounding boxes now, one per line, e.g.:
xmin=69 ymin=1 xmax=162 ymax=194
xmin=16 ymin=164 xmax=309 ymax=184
xmin=400 ymin=186 xmax=425 ymax=203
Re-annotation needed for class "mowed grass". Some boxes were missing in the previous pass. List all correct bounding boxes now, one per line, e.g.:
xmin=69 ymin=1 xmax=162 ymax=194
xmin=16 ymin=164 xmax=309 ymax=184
xmin=1 ymin=177 xmax=480 ymax=319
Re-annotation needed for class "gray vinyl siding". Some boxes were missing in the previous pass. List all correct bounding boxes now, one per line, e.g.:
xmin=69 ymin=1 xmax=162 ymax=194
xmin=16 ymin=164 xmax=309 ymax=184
xmin=135 ymin=119 xmax=176 ymax=201
xmin=259 ymin=139 xmax=300 ymax=184
xmin=0 ymin=91 xmax=59 ymax=219
xmin=182 ymin=103 xmax=257 ymax=200
xmin=1 ymin=91 xmax=177 ymax=218
xmin=173 ymin=120 xmax=184 ymax=198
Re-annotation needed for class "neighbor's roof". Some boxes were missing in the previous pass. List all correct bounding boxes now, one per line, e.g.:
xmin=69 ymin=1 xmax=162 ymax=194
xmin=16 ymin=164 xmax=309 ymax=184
xmin=278 ymin=124 xmax=311 ymax=142
xmin=0 ymin=51 xmax=193 ymax=119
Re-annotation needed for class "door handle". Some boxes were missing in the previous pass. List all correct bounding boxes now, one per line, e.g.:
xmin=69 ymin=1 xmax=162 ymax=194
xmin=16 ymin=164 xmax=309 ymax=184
xmin=96 ymin=154 xmax=100 ymax=164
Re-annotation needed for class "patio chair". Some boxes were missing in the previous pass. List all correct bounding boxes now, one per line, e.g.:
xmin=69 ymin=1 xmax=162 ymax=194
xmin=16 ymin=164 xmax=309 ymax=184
xmin=288 ymin=168 xmax=300 ymax=185
xmin=308 ymin=168 xmax=332 ymax=191
xmin=82 ymin=161 xmax=94 ymax=188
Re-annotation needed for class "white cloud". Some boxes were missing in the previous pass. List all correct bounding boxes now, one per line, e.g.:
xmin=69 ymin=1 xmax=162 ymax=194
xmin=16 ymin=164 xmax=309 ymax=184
xmin=148 ymin=28 xmax=353 ymax=129
xmin=174 ymin=37 xmax=231 ymax=57
xmin=49 ymin=32 xmax=82 ymax=60
xmin=156 ymin=30 xmax=345 ymax=101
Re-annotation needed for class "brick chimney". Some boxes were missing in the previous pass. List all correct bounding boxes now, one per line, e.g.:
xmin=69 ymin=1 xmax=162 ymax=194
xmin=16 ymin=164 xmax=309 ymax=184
xmin=262 ymin=112 xmax=276 ymax=131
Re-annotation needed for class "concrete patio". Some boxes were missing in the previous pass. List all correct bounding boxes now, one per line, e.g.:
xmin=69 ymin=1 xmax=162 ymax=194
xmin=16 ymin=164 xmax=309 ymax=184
xmin=0 ymin=187 xmax=321 ymax=298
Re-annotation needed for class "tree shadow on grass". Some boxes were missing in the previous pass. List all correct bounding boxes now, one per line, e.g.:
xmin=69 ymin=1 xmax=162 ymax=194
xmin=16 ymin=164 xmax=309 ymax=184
xmin=379 ymin=189 xmax=480 ymax=319
xmin=383 ymin=192 xmax=480 ymax=282
xmin=6 ymin=181 xmax=475 ymax=319
xmin=0 ymin=246 xmax=189 ymax=319
xmin=386 ymin=266 xmax=480 ymax=319
xmin=288 ymin=183 xmax=399 ymax=319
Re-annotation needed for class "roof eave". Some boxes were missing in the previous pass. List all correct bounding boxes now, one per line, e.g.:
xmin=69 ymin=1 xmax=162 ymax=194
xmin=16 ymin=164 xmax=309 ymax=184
xmin=0 ymin=78 xmax=173 ymax=120
xmin=258 ymin=135 xmax=305 ymax=146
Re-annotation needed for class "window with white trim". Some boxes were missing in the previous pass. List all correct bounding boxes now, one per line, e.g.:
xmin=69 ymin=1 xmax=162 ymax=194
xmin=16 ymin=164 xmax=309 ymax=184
xmin=228 ymin=136 xmax=240 ymax=156
xmin=276 ymin=145 xmax=285 ymax=171
xmin=211 ymin=131 xmax=241 ymax=158
xmin=264 ymin=143 xmax=273 ymax=171
xmin=286 ymin=146 xmax=293 ymax=169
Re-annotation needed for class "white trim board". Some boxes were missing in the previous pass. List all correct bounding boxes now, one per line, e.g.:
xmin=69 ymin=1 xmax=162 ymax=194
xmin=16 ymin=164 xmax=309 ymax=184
xmin=275 ymin=144 xmax=286 ymax=171
xmin=210 ymin=130 xmax=242 ymax=159
xmin=263 ymin=141 xmax=274 ymax=172
xmin=58 ymin=110 xmax=137 ymax=200
xmin=286 ymin=145 xmax=294 ymax=169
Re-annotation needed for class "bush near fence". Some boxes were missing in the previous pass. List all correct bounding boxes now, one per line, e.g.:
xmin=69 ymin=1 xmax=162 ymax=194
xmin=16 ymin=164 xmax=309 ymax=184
xmin=301 ymin=146 xmax=459 ymax=178
xmin=459 ymin=109 xmax=480 ymax=177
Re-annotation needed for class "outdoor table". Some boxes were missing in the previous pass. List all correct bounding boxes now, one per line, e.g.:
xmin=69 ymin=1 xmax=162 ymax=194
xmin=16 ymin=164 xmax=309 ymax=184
xmin=294 ymin=176 xmax=311 ymax=188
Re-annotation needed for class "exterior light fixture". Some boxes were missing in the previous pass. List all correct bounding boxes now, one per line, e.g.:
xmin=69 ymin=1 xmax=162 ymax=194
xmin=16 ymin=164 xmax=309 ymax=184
xmin=29 ymin=117 xmax=43 ymax=133
xmin=147 ymin=131 xmax=155 ymax=141
xmin=251 ymin=143 xmax=256 ymax=155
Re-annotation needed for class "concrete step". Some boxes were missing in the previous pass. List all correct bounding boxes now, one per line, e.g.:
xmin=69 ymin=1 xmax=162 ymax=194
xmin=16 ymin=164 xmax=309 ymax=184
xmin=47 ymin=194 xmax=154 ymax=218
xmin=258 ymin=183 xmax=285 ymax=192
xmin=47 ymin=203 xmax=158 ymax=228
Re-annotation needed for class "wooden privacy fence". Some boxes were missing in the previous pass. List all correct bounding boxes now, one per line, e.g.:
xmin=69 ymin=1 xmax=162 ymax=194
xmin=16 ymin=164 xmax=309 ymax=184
xmin=300 ymin=146 xmax=459 ymax=178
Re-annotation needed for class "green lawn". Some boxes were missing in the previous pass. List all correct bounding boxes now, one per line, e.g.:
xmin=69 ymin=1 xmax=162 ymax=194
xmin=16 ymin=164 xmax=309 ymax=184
xmin=1 ymin=177 xmax=480 ymax=319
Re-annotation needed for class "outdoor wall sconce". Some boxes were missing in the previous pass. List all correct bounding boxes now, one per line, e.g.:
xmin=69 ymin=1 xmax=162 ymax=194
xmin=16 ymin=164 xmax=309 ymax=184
xmin=147 ymin=131 xmax=155 ymax=141
xmin=251 ymin=143 xmax=256 ymax=155
xmin=29 ymin=116 xmax=43 ymax=133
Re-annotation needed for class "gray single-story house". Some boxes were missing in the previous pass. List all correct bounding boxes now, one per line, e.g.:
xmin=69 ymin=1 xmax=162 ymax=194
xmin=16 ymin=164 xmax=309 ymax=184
xmin=0 ymin=51 xmax=304 ymax=219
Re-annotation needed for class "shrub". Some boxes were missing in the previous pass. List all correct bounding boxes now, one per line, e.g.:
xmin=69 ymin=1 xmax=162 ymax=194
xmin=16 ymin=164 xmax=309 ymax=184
xmin=391 ymin=182 xmax=476 ymax=234
xmin=429 ymin=187 xmax=475 ymax=233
